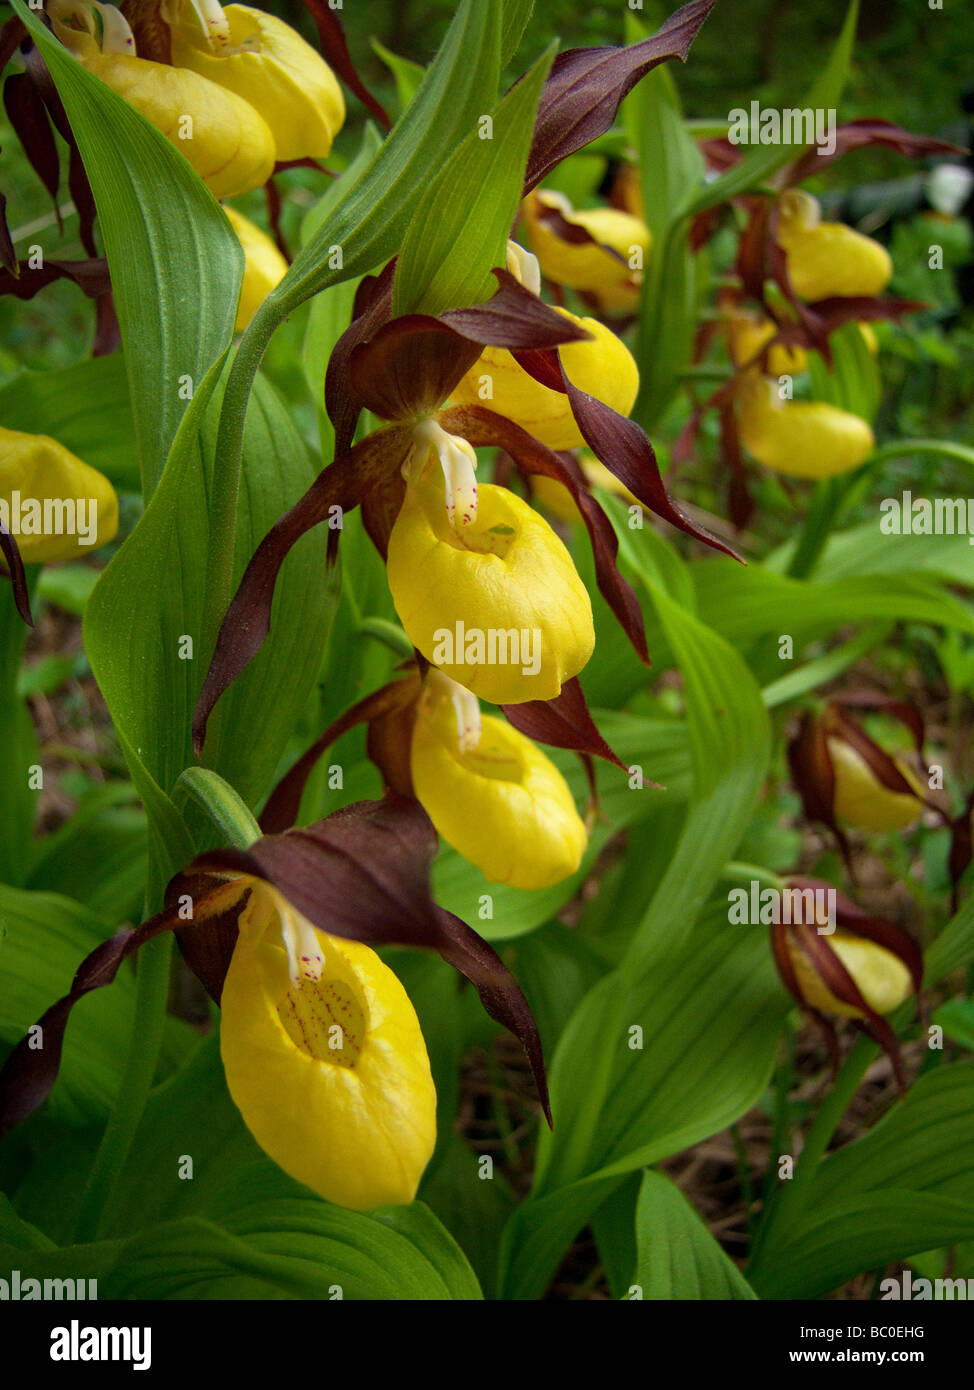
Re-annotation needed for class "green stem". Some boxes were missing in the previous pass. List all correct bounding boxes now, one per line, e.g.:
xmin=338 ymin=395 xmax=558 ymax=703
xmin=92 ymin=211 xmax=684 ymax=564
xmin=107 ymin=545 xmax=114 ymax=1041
xmin=786 ymin=477 xmax=843 ymax=581
xmin=748 ymin=1033 xmax=876 ymax=1273
xmin=72 ymin=933 xmax=174 ymax=1243
xmin=199 ymin=299 xmax=281 ymax=661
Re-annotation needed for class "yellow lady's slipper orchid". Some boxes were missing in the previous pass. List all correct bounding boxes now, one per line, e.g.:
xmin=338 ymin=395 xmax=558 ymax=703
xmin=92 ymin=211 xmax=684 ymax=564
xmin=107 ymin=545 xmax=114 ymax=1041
xmin=451 ymin=306 xmax=639 ymax=452
xmin=786 ymin=930 xmax=913 ymax=1019
xmin=524 ymin=190 xmax=651 ymax=292
xmin=726 ymin=309 xmax=808 ymax=376
xmin=223 ymin=205 xmax=288 ymax=330
xmin=170 ymin=4 xmax=345 ymax=162
xmin=51 ymin=0 xmax=275 ymax=198
xmin=84 ymin=53 xmax=275 ymax=197
xmin=826 ymin=736 xmax=925 ymax=833
xmin=220 ymin=879 xmax=436 ymax=1210
xmin=735 ymin=372 xmax=874 ymax=479
xmin=410 ymin=674 xmax=587 ymax=889
xmin=387 ymin=454 xmax=594 ymax=704
xmin=0 ymin=427 xmax=118 ymax=564
xmin=776 ymin=190 xmax=893 ymax=300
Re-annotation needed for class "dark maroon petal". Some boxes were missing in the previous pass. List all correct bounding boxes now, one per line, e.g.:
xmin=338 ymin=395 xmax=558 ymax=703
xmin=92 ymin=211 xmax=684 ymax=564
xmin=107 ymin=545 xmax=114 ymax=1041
xmin=3 ymin=71 xmax=60 ymax=219
xmin=259 ymin=674 xmax=421 ymax=834
xmin=192 ymin=427 xmax=410 ymax=754
xmin=501 ymin=675 xmax=631 ymax=773
xmin=719 ymin=399 xmax=755 ymax=532
xmin=0 ymin=16 xmax=26 ymax=78
xmin=0 ymin=519 xmax=33 ymax=627
xmin=348 ymin=316 xmax=484 ymax=420
xmin=440 ymin=403 xmax=650 ymax=665
xmin=509 ymin=347 xmax=740 ymax=560
xmin=440 ymin=268 xmax=593 ymax=349
xmin=169 ymin=875 xmax=253 ymax=1005
xmin=734 ymin=196 xmax=772 ymax=303
xmin=435 ymin=908 xmax=551 ymax=1125
xmin=0 ymin=194 xmax=15 ymax=277
xmin=522 ymin=0 xmax=717 ymax=194
xmin=263 ymin=178 xmax=291 ymax=261
xmin=527 ymin=198 xmax=627 ymax=269
xmin=300 ymin=0 xmax=391 ymax=130
xmin=0 ymin=878 xmax=245 ymax=1138
xmin=0 ymin=256 xmax=111 ymax=302
xmin=786 ymin=119 xmax=966 ymax=186
xmin=948 ymin=789 xmax=974 ymax=906
xmin=361 ymin=466 xmax=406 ymax=561
xmin=787 ymin=710 xmax=848 ymax=857
xmin=325 ymin=260 xmax=397 ymax=454
xmin=67 ymin=141 xmax=98 ymax=257
xmin=93 ymin=290 xmax=121 ymax=358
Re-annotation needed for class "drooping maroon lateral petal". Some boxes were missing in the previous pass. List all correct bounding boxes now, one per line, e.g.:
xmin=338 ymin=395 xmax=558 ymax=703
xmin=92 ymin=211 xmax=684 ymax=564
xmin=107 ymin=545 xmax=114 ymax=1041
xmin=0 ymin=256 xmax=111 ymax=302
xmin=2 ymin=71 xmax=61 ymax=218
xmin=440 ymin=403 xmax=649 ymax=665
xmin=787 ymin=711 xmax=849 ymax=864
xmin=522 ymin=0 xmax=718 ymax=194
xmin=259 ymin=674 xmax=421 ymax=835
xmin=435 ymin=908 xmax=551 ymax=1126
xmin=0 ymin=16 xmax=26 ymax=78
xmin=501 ymin=675 xmax=632 ymax=774
xmin=0 ymin=520 xmax=33 ymax=627
xmin=0 ymin=878 xmax=247 ymax=1139
xmin=300 ymin=0 xmax=391 ymax=130
xmin=192 ymin=427 xmax=411 ymax=754
xmin=361 ymin=465 xmax=407 ymax=561
xmin=509 ymin=346 xmax=740 ymax=560
xmin=786 ymin=119 xmax=966 ymax=186
xmin=0 ymin=195 xmax=15 ymax=277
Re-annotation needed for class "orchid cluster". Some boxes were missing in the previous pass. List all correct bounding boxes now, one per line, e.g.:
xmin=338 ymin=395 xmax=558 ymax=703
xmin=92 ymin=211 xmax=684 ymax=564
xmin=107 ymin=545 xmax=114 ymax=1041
xmin=0 ymin=0 xmax=971 ymax=1304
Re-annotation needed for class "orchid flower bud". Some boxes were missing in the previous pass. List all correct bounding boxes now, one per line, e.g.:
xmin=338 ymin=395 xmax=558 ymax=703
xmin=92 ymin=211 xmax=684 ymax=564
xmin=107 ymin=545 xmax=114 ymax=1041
xmin=826 ymin=733 xmax=925 ymax=833
xmin=726 ymin=308 xmax=808 ymax=376
xmin=386 ymin=453 xmax=595 ymax=703
xmin=223 ymin=205 xmax=288 ymax=330
xmin=523 ymin=190 xmax=651 ymax=293
xmin=735 ymin=372 xmax=874 ymax=479
xmin=789 ymin=702 xmax=927 ymax=837
xmin=169 ymin=3 xmax=345 ymax=162
xmin=784 ymin=928 xmax=914 ymax=1020
xmin=0 ymin=426 xmax=118 ymax=564
xmin=410 ymin=673 xmax=587 ymax=889
xmin=220 ymin=879 xmax=436 ymax=1210
xmin=776 ymin=190 xmax=893 ymax=300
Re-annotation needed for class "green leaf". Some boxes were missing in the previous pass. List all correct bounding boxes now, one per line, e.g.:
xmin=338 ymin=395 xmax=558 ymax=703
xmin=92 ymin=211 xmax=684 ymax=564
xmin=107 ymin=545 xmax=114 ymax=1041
xmin=393 ymin=44 xmax=554 ymax=316
xmin=500 ymin=902 xmax=788 ymax=1298
xmin=83 ymin=362 xmax=336 ymax=842
xmin=0 ymin=357 xmax=139 ymax=492
xmin=631 ymin=1169 xmax=758 ymax=1299
xmin=370 ymin=38 xmax=426 ymax=114
xmin=12 ymin=0 xmax=242 ymax=499
xmin=271 ymin=0 xmax=506 ymax=314
xmin=681 ymin=0 xmax=861 ymax=216
xmin=748 ymin=1064 xmax=974 ymax=1298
